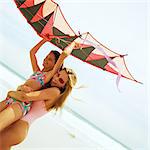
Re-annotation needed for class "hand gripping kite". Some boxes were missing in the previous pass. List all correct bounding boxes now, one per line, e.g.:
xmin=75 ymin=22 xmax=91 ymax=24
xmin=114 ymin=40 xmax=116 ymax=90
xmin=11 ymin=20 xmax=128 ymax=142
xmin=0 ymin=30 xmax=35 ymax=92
xmin=14 ymin=0 xmax=141 ymax=86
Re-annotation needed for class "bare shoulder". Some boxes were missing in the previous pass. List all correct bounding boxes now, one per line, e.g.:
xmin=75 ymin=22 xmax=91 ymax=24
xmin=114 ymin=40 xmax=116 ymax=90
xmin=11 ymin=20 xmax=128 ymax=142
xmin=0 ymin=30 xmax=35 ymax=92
xmin=44 ymin=87 xmax=61 ymax=110
xmin=43 ymin=87 xmax=60 ymax=93
xmin=42 ymin=87 xmax=61 ymax=98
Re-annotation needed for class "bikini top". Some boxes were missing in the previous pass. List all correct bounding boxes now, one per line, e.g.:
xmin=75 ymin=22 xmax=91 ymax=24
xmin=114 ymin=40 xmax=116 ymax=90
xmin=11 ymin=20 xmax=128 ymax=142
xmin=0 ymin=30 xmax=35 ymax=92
xmin=29 ymin=71 xmax=46 ymax=86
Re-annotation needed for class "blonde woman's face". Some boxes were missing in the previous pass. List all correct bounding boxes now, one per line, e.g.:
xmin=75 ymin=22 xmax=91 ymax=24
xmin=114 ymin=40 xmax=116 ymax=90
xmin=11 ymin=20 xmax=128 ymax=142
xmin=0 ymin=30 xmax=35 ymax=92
xmin=51 ymin=70 xmax=68 ymax=88
xmin=43 ymin=52 xmax=55 ymax=70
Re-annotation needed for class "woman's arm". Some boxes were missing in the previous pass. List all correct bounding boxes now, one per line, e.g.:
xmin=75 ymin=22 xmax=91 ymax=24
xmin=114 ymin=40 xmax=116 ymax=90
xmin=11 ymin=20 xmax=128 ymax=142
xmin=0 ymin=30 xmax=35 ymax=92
xmin=8 ymin=88 xmax=60 ymax=102
xmin=30 ymin=39 xmax=47 ymax=72
xmin=17 ymin=85 xmax=33 ymax=93
xmin=7 ymin=91 xmax=27 ymax=101
xmin=44 ymin=41 xmax=76 ymax=83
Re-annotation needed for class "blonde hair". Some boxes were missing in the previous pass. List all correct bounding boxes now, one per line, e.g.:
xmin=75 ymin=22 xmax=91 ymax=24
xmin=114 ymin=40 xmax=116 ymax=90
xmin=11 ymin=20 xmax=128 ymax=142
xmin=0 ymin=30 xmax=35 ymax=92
xmin=47 ymin=68 xmax=77 ymax=111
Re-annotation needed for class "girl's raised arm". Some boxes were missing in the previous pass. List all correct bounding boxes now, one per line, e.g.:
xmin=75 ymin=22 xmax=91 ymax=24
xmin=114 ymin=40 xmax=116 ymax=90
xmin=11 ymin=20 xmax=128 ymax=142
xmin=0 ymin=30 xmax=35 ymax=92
xmin=30 ymin=39 xmax=47 ymax=72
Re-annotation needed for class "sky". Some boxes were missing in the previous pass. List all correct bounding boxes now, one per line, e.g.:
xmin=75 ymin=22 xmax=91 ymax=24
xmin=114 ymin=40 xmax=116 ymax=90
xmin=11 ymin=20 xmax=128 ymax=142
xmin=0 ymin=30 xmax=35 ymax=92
xmin=0 ymin=0 xmax=148 ymax=149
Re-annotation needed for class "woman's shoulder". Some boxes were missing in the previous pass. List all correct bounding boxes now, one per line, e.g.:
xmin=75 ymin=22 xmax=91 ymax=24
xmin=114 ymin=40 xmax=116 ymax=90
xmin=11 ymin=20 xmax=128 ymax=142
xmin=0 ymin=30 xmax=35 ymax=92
xmin=43 ymin=87 xmax=61 ymax=111
xmin=42 ymin=87 xmax=61 ymax=96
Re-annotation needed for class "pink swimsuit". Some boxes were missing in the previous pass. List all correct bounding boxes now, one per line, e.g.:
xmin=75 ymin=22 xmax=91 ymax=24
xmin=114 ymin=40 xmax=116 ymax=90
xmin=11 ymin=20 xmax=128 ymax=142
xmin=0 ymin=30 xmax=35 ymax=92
xmin=21 ymin=100 xmax=47 ymax=125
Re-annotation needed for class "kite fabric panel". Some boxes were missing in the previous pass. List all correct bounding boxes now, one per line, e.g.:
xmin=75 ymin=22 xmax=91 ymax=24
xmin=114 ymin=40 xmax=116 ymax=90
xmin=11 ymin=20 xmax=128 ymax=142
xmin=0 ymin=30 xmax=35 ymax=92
xmin=14 ymin=0 xmax=140 ymax=83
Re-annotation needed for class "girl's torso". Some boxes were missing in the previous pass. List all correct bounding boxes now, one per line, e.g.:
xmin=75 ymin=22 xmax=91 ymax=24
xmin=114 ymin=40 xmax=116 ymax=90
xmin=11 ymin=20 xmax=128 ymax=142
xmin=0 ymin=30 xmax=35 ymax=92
xmin=24 ymin=71 xmax=47 ymax=90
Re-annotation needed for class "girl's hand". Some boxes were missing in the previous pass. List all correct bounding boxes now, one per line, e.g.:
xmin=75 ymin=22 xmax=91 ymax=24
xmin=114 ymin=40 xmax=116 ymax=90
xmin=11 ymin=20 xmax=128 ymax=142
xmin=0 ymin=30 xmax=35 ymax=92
xmin=74 ymin=42 xmax=80 ymax=49
xmin=63 ymin=41 xmax=80 ymax=56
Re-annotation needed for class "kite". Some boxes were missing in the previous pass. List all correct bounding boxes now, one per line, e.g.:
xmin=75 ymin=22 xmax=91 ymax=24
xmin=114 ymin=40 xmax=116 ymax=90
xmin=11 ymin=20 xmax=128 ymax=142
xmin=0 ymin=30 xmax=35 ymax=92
xmin=13 ymin=0 xmax=141 ymax=85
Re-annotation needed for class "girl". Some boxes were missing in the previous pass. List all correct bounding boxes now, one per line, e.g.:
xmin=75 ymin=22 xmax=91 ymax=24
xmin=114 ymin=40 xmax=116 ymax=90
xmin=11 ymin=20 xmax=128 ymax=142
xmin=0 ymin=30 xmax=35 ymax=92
xmin=0 ymin=39 xmax=77 ymax=132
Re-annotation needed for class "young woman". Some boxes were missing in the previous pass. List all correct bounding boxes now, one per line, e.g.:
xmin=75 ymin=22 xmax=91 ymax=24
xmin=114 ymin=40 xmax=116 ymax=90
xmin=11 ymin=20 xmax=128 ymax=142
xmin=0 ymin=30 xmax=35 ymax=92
xmin=0 ymin=39 xmax=77 ymax=132
xmin=0 ymin=67 xmax=77 ymax=150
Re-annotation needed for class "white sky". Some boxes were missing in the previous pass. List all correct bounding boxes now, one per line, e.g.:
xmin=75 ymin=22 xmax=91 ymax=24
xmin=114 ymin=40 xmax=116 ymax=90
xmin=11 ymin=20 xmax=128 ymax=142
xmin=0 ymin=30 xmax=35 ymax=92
xmin=0 ymin=0 xmax=148 ymax=149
